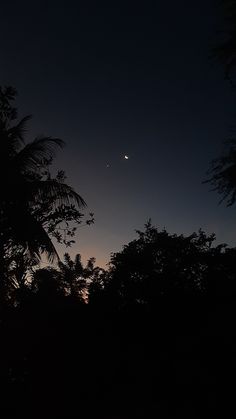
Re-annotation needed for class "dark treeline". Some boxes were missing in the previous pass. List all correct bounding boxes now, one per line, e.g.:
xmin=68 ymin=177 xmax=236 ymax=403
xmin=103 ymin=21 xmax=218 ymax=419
xmin=1 ymin=224 xmax=236 ymax=417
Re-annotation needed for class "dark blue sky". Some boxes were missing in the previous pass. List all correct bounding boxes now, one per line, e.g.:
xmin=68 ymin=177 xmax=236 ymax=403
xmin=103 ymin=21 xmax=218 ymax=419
xmin=1 ymin=0 xmax=236 ymax=266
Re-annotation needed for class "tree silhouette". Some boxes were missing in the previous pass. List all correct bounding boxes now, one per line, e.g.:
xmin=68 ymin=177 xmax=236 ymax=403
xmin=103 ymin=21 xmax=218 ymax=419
xmin=87 ymin=264 xmax=108 ymax=306
xmin=0 ymin=86 xmax=86 ymax=299
xmin=0 ymin=222 xmax=235 ymax=417
xmin=97 ymin=221 xmax=234 ymax=309
xmin=58 ymin=253 xmax=92 ymax=301
xmin=30 ymin=267 xmax=65 ymax=301
xmin=20 ymin=253 xmax=105 ymax=305
xmin=204 ymin=139 xmax=236 ymax=206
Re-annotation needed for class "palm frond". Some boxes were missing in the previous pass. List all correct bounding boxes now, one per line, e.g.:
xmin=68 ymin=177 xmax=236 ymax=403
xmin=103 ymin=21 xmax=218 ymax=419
xmin=9 ymin=207 xmax=59 ymax=263
xmin=31 ymin=179 xmax=86 ymax=208
xmin=26 ymin=220 xmax=59 ymax=264
xmin=74 ymin=254 xmax=83 ymax=274
xmin=7 ymin=115 xmax=32 ymax=148
xmin=14 ymin=136 xmax=65 ymax=172
xmin=204 ymin=141 xmax=236 ymax=206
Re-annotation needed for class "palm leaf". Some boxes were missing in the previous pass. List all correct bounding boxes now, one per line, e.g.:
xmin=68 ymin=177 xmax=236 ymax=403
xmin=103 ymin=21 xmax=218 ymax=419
xmin=9 ymin=207 xmax=59 ymax=263
xmin=204 ymin=141 xmax=236 ymax=206
xmin=26 ymin=219 xmax=59 ymax=263
xmin=7 ymin=115 xmax=32 ymax=149
xmin=14 ymin=136 xmax=65 ymax=172
xmin=74 ymin=254 xmax=83 ymax=275
xmin=30 ymin=179 xmax=86 ymax=208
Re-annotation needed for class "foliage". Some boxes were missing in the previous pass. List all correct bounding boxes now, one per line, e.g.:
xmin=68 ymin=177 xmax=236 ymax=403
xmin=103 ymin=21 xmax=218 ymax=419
xmin=0 ymin=86 xmax=93 ymax=294
xmin=30 ymin=267 xmax=65 ymax=301
xmin=204 ymin=139 xmax=236 ymax=205
xmin=87 ymin=264 xmax=108 ymax=305
xmin=96 ymin=221 xmax=236 ymax=308
xmin=14 ymin=253 xmax=106 ymax=305
xmin=58 ymin=253 xmax=96 ymax=301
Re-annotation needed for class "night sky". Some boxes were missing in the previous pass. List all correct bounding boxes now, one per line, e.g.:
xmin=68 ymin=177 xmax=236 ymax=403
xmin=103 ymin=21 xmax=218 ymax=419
xmin=1 ymin=0 xmax=236 ymax=267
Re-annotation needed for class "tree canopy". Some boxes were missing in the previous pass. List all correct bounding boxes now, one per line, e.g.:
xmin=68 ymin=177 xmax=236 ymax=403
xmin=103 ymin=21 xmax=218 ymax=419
xmin=95 ymin=221 xmax=236 ymax=309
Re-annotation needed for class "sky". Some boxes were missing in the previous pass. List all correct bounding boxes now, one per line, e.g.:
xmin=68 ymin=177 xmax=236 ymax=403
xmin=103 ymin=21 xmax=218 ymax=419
xmin=1 ymin=0 xmax=236 ymax=267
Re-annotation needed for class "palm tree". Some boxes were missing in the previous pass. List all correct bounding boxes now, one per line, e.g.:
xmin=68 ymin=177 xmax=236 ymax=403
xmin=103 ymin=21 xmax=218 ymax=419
xmin=0 ymin=87 xmax=86 ymax=289
xmin=58 ymin=253 xmax=89 ymax=300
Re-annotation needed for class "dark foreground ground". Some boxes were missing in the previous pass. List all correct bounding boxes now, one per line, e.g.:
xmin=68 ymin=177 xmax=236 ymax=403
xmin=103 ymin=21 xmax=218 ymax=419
xmin=0 ymin=296 xmax=235 ymax=417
